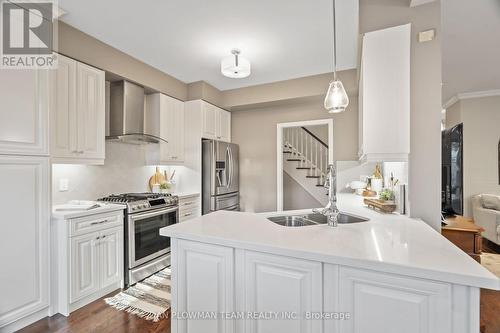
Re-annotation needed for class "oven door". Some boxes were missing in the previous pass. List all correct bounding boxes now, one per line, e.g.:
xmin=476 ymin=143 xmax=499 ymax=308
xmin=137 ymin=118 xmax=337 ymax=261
xmin=128 ymin=206 xmax=178 ymax=269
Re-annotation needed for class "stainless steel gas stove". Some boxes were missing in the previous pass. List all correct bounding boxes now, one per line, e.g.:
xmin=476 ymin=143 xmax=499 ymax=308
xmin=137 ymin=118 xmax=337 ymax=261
xmin=98 ymin=193 xmax=178 ymax=286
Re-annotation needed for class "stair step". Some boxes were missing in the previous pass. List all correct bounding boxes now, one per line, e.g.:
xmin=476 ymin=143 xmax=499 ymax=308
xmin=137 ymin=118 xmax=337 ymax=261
xmin=287 ymin=159 xmax=302 ymax=162
xmin=306 ymin=175 xmax=321 ymax=178
xmin=296 ymin=167 xmax=314 ymax=170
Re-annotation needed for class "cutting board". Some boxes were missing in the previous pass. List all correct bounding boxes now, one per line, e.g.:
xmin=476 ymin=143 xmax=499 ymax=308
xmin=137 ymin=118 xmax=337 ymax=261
xmin=148 ymin=167 xmax=166 ymax=191
xmin=364 ymin=198 xmax=397 ymax=213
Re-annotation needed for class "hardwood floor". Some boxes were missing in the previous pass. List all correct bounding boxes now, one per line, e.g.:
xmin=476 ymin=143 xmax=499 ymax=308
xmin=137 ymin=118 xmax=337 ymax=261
xmin=17 ymin=290 xmax=171 ymax=333
xmin=480 ymin=238 xmax=500 ymax=333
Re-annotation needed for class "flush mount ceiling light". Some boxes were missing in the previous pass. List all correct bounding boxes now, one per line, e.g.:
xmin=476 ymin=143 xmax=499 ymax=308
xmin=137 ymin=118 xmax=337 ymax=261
xmin=221 ymin=49 xmax=251 ymax=79
xmin=324 ymin=0 xmax=349 ymax=113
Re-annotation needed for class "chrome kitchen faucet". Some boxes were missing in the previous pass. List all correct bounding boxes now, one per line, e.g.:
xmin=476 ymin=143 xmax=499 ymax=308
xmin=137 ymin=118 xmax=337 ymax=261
xmin=313 ymin=164 xmax=340 ymax=227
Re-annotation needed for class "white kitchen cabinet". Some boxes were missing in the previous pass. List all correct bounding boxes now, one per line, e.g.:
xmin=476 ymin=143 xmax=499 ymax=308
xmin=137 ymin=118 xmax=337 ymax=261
xmin=176 ymin=240 xmax=234 ymax=333
xmin=76 ymin=62 xmax=105 ymax=160
xmin=178 ymin=193 xmax=201 ymax=222
xmin=217 ymin=108 xmax=231 ymax=142
xmin=50 ymin=54 xmax=77 ymax=160
xmin=100 ymin=228 xmax=123 ymax=289
xmin=50 ymin=54 xmax=105 ymax=164
xmin=71 ymin=226 xmax=123 ymax=303
xmin=145 ymin=93 xmax=185 ymax=163
xmin=337 ymin=266 xmax=452 ymax=333
xmin=0 ymin=156 xmax=50 ymax=330
xmin=201 ymin=101 xmax=231 ymax=142
xmin=241 ymin=251 xmax=323 ymax=333
xmin=53 ymin=210 xmax=124 ymax=316
xmin=358 ymin=24 xmax=410 ymax=162
xmin=170 ymin=239 xmax=480 ymax=333
xmin=71 ymin=232 xmax=100 ymax=302
xmin=0 ymin=69 xmax=49 ymax=156
xmin=202 ymin=102 xmax=218 ymax=139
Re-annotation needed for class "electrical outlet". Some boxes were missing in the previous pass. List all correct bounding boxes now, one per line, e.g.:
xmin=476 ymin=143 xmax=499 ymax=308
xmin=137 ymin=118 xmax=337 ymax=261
xmin=418 ymin=29 xmax=435 ymax=43
xmin=59 ymin=178 xmax=69 ymax=192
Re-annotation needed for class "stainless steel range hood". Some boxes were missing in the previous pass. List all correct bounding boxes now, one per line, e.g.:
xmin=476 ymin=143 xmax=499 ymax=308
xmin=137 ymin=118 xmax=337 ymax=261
xmin=107 ymin=80 xmax=167 ymax=144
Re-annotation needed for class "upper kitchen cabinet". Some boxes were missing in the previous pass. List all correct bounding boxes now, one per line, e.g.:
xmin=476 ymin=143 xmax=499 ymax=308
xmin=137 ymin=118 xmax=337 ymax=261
xmin=145 ymin=93 xmax=185 ymax=164
xmin=202 ymin=102 xmax=231 ymax=142
xmin=50 ymin=54 xmax=105 ymax=164
xmin=358 ymin=24 xmax=411 ymax=162
xmin=0 ymin=69 xmax=49 ymax=156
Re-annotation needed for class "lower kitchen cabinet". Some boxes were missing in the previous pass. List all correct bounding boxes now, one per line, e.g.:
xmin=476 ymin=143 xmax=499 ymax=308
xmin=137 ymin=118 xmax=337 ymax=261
xmin=337 ymin=266 xmax=452 ymax=333
xmin=242 ymin=251 xmax=323 ymax=333
xmin=70 ymin=227 xmax=122 ymax=303
xmin=172 ymin=241 xmax=480 ymax=333
xmin=178 ymin=193 xmax=201 ymax=222
xmin=71 ymin=232 xmax=100 ymax=302
xmin=175 ymin=239 xmax=234 ymax=333
xmin=53 ymin=210 xmax=124 ymax=316
xmin=100 ymin=228 xmax=123 ymax=289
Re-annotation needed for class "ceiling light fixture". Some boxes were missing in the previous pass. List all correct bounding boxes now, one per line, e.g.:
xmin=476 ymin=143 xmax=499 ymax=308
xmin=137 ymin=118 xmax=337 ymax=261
xmin=324 ymin=0 xmax=349 ymax=113
xmin=221 ymin=49 xmax=251 ymax=79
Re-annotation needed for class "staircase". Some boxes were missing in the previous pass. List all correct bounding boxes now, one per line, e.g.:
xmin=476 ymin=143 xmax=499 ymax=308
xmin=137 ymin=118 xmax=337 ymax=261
xmin=283 ymin=127 xmax=329 ymax=206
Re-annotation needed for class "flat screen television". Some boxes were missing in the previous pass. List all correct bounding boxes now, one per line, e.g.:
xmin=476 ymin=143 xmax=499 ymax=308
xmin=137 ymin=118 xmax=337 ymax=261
xmin=441 ymin=123 xmax=463 ymax=216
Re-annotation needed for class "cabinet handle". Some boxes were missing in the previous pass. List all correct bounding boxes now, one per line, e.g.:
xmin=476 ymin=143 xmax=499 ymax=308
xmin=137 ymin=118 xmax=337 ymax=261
xmin=102 ymin=235 xmax=106 ymax=239
xmin=71 ymin=150 xmax=78 ymax=153
xmin=78 ymin=151 xmax=84 ymax=154
xmin=182 ymin=201 xmax=194 ymax=206
xmin=96 ymin=236 xmax=100 ymax=240
xmin=90 ymin=219 xmax=108 ymax=225
xmin=183 ymin=212 xmax=192 ymax=217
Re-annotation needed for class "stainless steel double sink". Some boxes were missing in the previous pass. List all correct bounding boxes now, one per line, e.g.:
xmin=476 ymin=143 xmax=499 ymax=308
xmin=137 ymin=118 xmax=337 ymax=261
xmin=267 ymin=212 xmax=369 ymax=227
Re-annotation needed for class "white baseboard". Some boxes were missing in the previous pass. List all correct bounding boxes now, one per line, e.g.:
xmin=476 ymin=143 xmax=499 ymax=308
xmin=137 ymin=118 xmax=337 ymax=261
xmin=0 ymin=307 xmax=49 ymax=333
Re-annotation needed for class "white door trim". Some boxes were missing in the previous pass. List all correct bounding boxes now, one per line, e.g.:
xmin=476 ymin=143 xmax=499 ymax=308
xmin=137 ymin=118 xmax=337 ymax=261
xmin=276 ymin=118 xmax=334 ymax=212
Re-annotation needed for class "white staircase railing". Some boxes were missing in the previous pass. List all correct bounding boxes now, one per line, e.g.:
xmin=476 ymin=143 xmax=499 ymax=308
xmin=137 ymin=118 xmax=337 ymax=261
xmin=283 ymin=127 xmax=328 ymax=185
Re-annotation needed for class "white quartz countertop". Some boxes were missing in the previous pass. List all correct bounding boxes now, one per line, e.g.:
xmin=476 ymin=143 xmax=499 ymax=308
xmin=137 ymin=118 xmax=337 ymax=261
xmin=52 ymin=202 xmax=126 ymax=220
xmin=160 ymin=194 xmax=499 ymax=290
xmin=173 ymin=192 xmax=200 ymax=199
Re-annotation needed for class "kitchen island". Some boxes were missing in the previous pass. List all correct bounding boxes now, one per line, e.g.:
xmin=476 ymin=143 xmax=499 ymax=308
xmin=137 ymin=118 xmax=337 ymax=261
xmin=160 ymin=195 xmax=499 ymax=333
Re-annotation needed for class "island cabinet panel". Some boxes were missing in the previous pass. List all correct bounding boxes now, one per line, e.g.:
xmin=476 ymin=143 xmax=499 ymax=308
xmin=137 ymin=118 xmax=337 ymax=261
xmin=176 ymin=240 xmax=234 ymax=333
xmin=337 ymin=267 xmax=452 ymax=333
xmin=241 ymin=251 xmax=323 ymax=333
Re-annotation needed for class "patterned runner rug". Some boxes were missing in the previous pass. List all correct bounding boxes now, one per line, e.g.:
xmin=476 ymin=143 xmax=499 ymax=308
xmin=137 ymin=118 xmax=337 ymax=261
xmin=481 ymin=253 xmax=500 ymax=278
xmin=105 ymin=268 xmax=171 ymax=322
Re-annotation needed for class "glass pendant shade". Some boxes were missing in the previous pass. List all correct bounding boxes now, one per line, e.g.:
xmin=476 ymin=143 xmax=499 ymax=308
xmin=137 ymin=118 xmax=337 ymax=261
xmin=221 ymin=50 xmax=251 ymax=78
xmin=324 ymin=79 xmax=349 ymax=113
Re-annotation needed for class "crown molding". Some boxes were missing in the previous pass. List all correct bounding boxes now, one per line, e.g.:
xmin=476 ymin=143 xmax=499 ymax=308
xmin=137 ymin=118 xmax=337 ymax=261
xmin=443 ymin=89 xmax=500 ymax=109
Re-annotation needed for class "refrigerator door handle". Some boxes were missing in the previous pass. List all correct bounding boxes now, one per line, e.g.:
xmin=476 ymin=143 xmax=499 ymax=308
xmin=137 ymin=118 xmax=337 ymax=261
xmin=227 ymin=146 xmax=232 ymax=189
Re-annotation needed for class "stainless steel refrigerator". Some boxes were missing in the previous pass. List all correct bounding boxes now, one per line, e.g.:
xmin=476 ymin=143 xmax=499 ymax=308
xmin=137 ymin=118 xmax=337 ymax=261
xmin=202 ymin=139 xmax=240 ymax=214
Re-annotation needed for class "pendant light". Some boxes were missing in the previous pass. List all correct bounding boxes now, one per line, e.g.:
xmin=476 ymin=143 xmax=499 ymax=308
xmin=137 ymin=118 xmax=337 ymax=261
xmin=324 ymin=0 xmax=349 ymax=113
xmin=221 ymin=49 xmax=251 ymax=78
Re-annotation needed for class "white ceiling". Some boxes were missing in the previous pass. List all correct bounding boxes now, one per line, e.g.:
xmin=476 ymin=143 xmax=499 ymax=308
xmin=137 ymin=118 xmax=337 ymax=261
xmin=442 ymin=0 xmax=500 ymax=103
xmin=58 ymin=0 xmax=358 ymax=91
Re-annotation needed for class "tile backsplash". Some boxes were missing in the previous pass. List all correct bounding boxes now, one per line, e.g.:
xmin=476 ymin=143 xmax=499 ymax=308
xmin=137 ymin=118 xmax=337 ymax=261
xmin=52 ymin=141 xmax=194 ymax=205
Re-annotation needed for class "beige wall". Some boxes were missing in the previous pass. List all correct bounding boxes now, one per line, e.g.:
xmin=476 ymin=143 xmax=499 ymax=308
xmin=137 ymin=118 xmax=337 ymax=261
xmin=445 ymin=100 xmax=462 ymax=129
xmin=360 ymin=0 xmax=442 ymax=230
xmin=223 ymin=71 xmax=357 ymax=111
xmin=304 ymin=125 xmax=328 ymax=144
xmin=232 ymin=97 xmax=358 ymax=212
xmin=283 ymin=173 xmax=322 ymax=210
xmin=187 ymin=81 xmax=224 ymax=107
xmin=446 ymin=96 xmax=500 ymax=217
xmin=57 ymin=22 xmax=188 ymax=101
